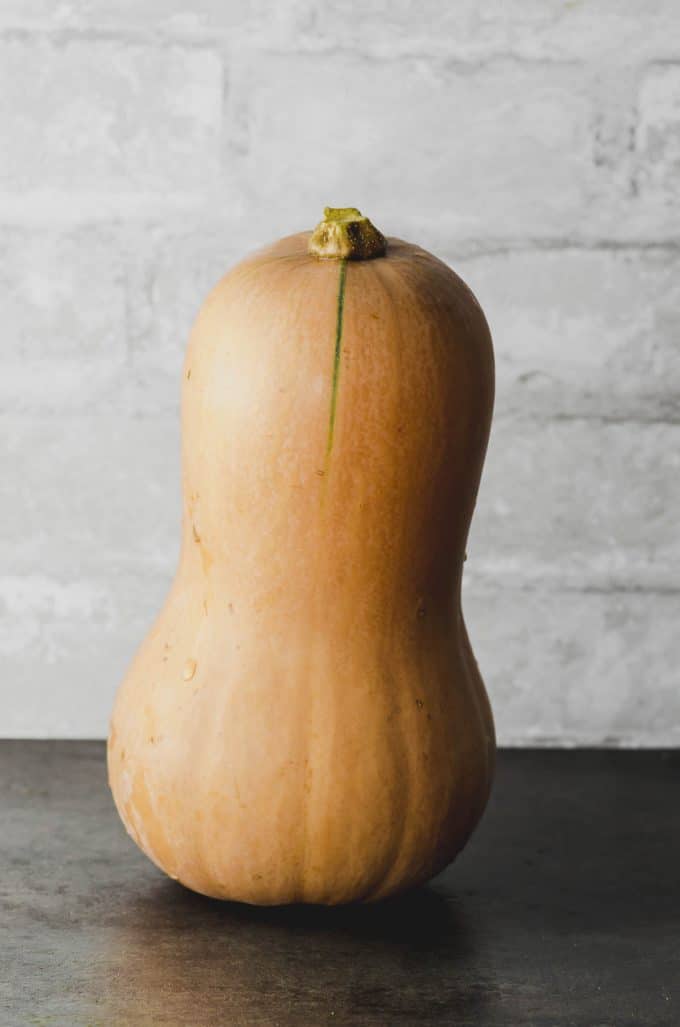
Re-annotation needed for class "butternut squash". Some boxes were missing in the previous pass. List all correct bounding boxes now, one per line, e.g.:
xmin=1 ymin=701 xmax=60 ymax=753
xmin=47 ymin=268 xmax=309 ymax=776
xmin=108 ymin=207 xmax=495 ymax=905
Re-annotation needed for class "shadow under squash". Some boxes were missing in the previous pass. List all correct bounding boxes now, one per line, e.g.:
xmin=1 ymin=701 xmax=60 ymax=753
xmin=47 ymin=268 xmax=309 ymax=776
xmin=95 ymin=879 xmax=495 ymax=1026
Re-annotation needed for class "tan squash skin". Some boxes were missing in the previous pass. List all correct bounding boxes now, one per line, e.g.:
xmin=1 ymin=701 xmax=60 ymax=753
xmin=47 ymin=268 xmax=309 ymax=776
xmin=108 ymin=217 xmax=495 ymax=905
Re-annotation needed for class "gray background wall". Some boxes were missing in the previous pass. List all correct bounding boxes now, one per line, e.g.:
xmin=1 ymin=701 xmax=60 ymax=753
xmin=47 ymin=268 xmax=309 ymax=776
xmin=2 ymin=1 xmax=679 ymax=742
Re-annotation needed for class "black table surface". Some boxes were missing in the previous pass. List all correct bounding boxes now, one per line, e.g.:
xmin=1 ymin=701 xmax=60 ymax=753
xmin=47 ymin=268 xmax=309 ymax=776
xmin=2 ymin=742 xmax=678 ymax=1026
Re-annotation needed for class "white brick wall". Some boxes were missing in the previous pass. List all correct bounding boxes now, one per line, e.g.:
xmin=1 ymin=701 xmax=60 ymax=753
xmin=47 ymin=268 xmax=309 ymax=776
xmin=1 ymin=3 xmax=678 ymax=741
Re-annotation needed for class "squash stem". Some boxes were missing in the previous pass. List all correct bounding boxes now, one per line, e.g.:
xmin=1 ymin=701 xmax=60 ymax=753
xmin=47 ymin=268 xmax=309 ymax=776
xmin=309 ymin=207 xmax=386 ymax=260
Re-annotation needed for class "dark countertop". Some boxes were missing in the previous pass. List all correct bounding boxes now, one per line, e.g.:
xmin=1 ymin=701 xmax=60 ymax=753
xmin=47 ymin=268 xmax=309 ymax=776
xmin=2 ymin=743 xmax=678 ymax=1026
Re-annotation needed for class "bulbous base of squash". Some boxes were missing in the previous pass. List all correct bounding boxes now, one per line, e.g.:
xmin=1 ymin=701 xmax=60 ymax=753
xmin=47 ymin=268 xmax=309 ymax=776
xmin=165 ymin=840 xmax=473 ymax=907
xmin=108 ymin=759 xmax=493 ymax=907
xmin=107 ymin=608 xmax=494 ymax=907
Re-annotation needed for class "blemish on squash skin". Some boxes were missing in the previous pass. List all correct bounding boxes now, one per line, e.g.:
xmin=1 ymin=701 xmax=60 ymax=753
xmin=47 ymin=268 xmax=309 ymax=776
xmin=192 ymin=523 xmax=201 ymax=543
xmin=183 ymin=658 xmax=197 ymax=681
xmin=199 ymin=542 xmax=213 ymax=576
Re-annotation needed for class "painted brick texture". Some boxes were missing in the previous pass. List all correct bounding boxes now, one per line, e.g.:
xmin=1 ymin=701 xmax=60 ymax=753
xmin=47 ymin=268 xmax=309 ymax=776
xmin=1 ymin=3 xmax=678 ymax=740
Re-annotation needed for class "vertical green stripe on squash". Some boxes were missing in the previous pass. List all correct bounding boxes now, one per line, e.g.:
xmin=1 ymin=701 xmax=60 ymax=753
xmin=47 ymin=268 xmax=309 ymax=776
xmin=325 ymin=257 xmax=348 ymax=468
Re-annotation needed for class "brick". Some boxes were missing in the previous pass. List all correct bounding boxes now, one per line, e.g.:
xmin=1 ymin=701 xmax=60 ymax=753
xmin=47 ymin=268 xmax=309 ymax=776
xmin=127 ymin=223 xmax=247 ymax=374
xmin=0 ymin=573 xmax=168 ymax=736
xmin=0 ymin=225 xmax=129 ymax=414
xmin=0 ymin=223 xmax=184 ymax=415
xmin=635 ymin=65 xmax=680 ymax=226
xmin=464 ymin=584 xmax=680 ymax=745
xmin=0 ymin=0 xmax=268 ymax=36
xmin=0 ymin=358 xmax=180 ymax=417
xmin=468 ymin=417 xmax=680 ymax=590
xmin=230 ymin=55 xmax=601 ymax=242
xmin=279 ymin=0 xmax=680 ymax=63
xmin=0 ymin=1 xmax=678 ymax=66
xmin=0 ymin=226 xmax=126 ymax=359
xmin=0 ymin=39 xmax=223 ymax=192
xmin=454 ymin=247 xmax=680 ymax=420
xmin=2 ymin=412 xmax=180 ymax=580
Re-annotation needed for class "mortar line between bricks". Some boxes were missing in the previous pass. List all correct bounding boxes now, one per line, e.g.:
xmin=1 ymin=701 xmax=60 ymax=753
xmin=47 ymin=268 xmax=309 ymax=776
xmin=548 ymin=412 xmax=680 ymax=425
xmin=0 ymin=25 xmax=228 ymax=52
xmin=1 ymin=28 xmax=677 ymax=70
xmin=463 ymin=582 xmax=680 ymax=596
xmin=237 ymin=47 xmax=589 ymax=69
xmin=0 ymin=28 xmax=591 ymax=64
xmin=0 ymin=206 xmax=677 ymax=254
xmin=492 ymin=411 xmax=680 ymax=427
xmin=0 ymin=217 xmax=679 ymax=260
xmin=442 ymin=239 xmax=680 ymax=258
xmin=231 ymin=45 xmax=680 ymax=73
